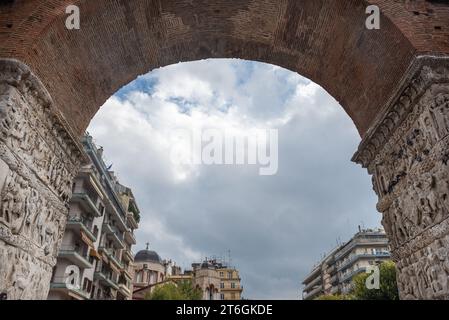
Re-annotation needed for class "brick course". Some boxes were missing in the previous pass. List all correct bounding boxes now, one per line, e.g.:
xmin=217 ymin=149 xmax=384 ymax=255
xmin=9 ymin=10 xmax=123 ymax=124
xmin=0 ymin=0 xmax=448 ymax=136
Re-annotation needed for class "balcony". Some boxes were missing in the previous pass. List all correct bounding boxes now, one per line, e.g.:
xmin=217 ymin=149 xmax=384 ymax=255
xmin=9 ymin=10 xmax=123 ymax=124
xmin=109 ymin=253 xmax=123 ymax=270
xmin=326 ymin=264 xmax=337 ymax=275
xmin=94 ymin=271 xmax=119 ymax=290
xmin=102 ymin=222 xmax=125 ymax=249
xmin=340 ymin=267 xmax=367 ymax=283
xmin=66 ymin=216 xmax=97 ymax=242
xmin=71 ymin=193 xmax=102 ymax=217
xmin=226 ymin=286 xmax=243 ymax=292
xmin=102 ymin=222 xmax=114 ymax=234
xmin=329 ymin=274 xmax=339 ymax=285
xmin=303 ymin=285 xmax=323 ymax=300
xmin=106 ymin=201 xmax=127 ymax=232
xmin=122 ymin=249 xmax=134 ymax=263
xmin=337 ymin=252 xmax=391 ymax=272
xmin=330 ymin=285 xmax=340 ymax=295
xmin=50 ymin=280 xmax=90 ymax=300
xmin=127 ymin=212 xmax=138 ymax=229
xmin=99 ymin=247 xmax=123 ymax=270
xmin=118 ymin=283 xmax=131 ymax=297
xmin=302 ymin=265 xmax=321 ymax=284
xmin=124 ymin=229 xmax=136 ymax=245
xmin=303 ymin=275 xmax=322 ymax=291
xmin=77 ymin=168 xmax=106 ymax=199
xmin=58 ymin=246 xmax=93 ymax=269
xmin=122 ymin=269 xmax=133 ymax=281
xmin=334 ymin=238 xmax=389 ymax=261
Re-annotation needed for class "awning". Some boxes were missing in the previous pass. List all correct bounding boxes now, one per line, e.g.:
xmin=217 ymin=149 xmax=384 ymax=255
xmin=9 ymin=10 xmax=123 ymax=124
xmin=89 ymin=248 xmax=101 ymax=260
xmin=81 ymin=231 xmax=94 ymax=248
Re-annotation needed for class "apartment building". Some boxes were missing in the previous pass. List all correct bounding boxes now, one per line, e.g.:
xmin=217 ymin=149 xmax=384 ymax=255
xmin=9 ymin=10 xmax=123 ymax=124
xmin=132 ymin=256 xmax=243 ymax=300
xmin=302 ymin=228 xmax=391 ymax=300
xmin=48 ymin=134 xmax=140 ymax=300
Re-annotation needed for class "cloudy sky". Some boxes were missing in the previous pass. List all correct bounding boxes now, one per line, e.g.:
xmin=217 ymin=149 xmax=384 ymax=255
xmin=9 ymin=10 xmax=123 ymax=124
xmin=88 ymin=59 xmax=380 ymax=300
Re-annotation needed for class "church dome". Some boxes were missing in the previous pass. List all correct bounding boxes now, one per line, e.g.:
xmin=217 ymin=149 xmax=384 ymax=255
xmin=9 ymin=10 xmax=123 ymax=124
xmin=134 ymin=249 xmax=162 ymax=264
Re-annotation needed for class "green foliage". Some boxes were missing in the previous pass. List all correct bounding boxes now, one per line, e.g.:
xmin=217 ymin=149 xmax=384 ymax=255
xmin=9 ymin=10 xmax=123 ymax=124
xmin=351 ymin=260 xmax=399 ymax=300
xmin=128 ymin=203 xmax=140 ymax=223
xmin=145 ymin=280 xmax=202 ymax=300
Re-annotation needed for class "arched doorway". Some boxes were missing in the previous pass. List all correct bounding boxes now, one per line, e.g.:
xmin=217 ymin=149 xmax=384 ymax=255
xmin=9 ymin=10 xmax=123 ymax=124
xmin=0 ymin=0 xmax=449 ymax=299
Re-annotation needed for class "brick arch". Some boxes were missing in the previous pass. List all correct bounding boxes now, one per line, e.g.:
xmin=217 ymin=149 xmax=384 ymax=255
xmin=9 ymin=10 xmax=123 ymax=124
xmin=2 ymin=1 xmax=449 ymax=300
xmin=1 ymin=0 xmax=448 ymax=137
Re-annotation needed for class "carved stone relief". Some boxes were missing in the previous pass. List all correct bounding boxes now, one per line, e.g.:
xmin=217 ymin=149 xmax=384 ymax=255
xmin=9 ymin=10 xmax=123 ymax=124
xmin=353 ymin=56 xmax=449 ymax=299
xmin=0 ymin=59 xmax=86 ymax=299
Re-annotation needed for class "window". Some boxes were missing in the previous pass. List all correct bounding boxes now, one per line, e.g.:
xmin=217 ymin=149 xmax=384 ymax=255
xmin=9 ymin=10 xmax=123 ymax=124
xmin=231 ymin=282 xmax=236 ymax=289
xmin=220 ymin=293 xmax=225 ymax=300
xmin=83 ymin=278 xmax=92 ymax=293
xmin=228 ymin=272 xmax=232 ymax=279
xmin=220 ymin=282 xmax=224 ymax=289
xmin=99 ymin=204 xmax=105 ymax=216
xmin=91 ymin=285 xmax=96 ymax=299
xmin=93 ymin=225 xmax=99 ymax=237
xmin=219 ymin=272 xmax=224 ymax=277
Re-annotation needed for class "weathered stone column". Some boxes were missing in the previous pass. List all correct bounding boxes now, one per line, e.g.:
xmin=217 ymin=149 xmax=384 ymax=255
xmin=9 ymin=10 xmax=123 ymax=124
xmin=0 ymin=59 xmax=85 ymax=299
xmin=353 ymin=56 xmax=449 ymax=300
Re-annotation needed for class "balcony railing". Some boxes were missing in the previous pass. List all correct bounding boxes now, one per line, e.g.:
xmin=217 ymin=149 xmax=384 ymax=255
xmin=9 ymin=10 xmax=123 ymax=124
xmin=329 ymin=274 xmax=339 ymax=285
xmin=106 ymin=201 xmax=127 ymax=232
xmin=71 ymin=192 xmax=102 ymax=217
xmin=334 ymin=238 xmax=389 ymax=260
xmin=340 ymin=267 xmax=367 ymax=283
xmin=50 ymin=278 xmax=90 ymax=300
xmin=302 ymin=265 xmax=322 ymax=284
xmin=94 ymin=270 xmax=119 ymax=290
xmin=118 ymin=283 xmax=131 ymax=296
xmin=303 ymin=275 xmax=322 ymax=291
xmin=303 ymin=285 xmax=323 ymax=300
xmin=122 ymin=248 xmax=134 ymax=262
xmin=124 ymin=230 xmax=136 ymax=245
xmin=58 ymin=246 xmax=93 ymax=269
xmin=98 ymin=246 xmax=123 ymax=269
xmin=102 ymin=223 xmax=125 ymax=249
xmin=122 ymin=268 xmax=133 ymax=281
xmin=337 ymin=252 xmax=390 ymax=272
xmin=66 ymin=216 xmax=97 ymax=242
xmin=127 ymin=212 xmax=138 ymax=229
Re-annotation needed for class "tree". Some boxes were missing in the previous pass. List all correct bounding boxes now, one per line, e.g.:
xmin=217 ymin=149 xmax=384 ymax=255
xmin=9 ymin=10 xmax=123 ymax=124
xmin=351 ymin=260 xmax=399 ymax=300
xmin=145 ymin=280 xmax=202 ymax=300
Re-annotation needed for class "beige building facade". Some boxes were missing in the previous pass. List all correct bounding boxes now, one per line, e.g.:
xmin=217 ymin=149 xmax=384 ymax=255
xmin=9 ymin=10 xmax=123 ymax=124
xmin=217 ymin=267 xmax=243 ymax=300
xmin=132 ymin=256 xmax=244 ymax=300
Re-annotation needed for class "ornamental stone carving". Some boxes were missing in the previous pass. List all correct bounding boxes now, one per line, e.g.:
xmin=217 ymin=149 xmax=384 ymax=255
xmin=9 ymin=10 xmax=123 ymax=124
xmin=0 ymin=59 xmax=86 ymax=299
xmin=353 ymin=55 xmax=449 ymax=300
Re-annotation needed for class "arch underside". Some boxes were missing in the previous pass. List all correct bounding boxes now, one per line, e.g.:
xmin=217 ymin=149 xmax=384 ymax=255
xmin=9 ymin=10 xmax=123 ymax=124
xmin=1 ymin=0 xmax=448 ymax=137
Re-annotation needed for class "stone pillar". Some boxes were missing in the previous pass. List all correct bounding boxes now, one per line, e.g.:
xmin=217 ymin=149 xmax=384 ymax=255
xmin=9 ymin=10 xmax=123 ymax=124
xmin=353 ymin=56 xmax=449 ymax=300
xmin=0 ymin=59 xmax=85 ymax=299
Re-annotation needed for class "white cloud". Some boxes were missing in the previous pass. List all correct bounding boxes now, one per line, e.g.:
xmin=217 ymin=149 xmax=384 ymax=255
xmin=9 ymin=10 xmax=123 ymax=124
xmin=88 ymin=59 xmax=379 ymax=299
